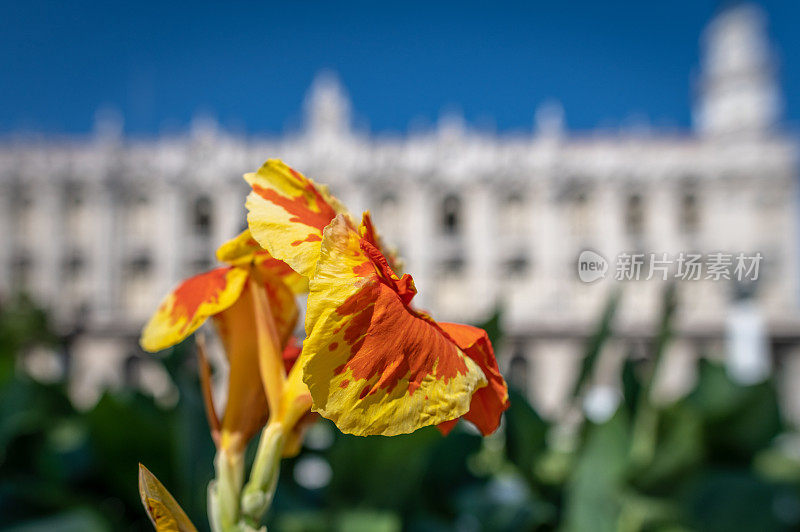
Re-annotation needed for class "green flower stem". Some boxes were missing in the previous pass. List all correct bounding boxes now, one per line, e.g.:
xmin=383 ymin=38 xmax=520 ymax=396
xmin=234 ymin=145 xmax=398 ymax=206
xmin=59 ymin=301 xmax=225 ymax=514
xmin=239 ymin=421 xmax=287 ymax=528
xmin=207 ymin=480 xmax=223 ymax=532
xmin=211 ymin=448 xmax=245 ymax=532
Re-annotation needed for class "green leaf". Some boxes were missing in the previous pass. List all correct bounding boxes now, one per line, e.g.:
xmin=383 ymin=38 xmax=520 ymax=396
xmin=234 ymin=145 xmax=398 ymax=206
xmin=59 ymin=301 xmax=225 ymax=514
xmin=629 ymin=404 xmax=704 ymax=492
xmin=503 ymin=388 xmax=549 ymax=486
xmin=335 ymin=510 xmax=401 ymax=532
xmin=571 ymin=290 xmax=619 ymax=398
xmin=0 ymin=508 xmax=109 ymax=532
xmin=684 ymin=470 xmax=800 ymax=532
xmin=563 ymin=410 xmax=631 ymax=532
xmin=688 ymin=360 xmax=783 ymax=460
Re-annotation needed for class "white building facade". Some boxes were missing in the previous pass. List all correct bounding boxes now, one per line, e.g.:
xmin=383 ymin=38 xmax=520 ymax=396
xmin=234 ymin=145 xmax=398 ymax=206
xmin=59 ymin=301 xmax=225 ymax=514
xmin=2 ymin=4 xmax=799 ymax=414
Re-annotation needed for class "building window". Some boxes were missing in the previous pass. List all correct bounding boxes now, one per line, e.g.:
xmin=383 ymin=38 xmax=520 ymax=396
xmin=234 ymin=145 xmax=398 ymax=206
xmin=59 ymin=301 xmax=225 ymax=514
xmin=570 ymin=189 xmax=590 ymax=237
xmin=64 ymin=182 xmax=84 ymax=209
xmin=441 ymin=194 xmax=461 ymax=235
xmin=190 ymin=257 xmax=213 ymax=274
xmin=441 ymin=256 xmax=465 ymax=275
xmin=63 ymin=251 xmax=85 ymax=280
xmin=680 ymin=190 xmax=700 ymax=234
xmin=10 ymin=253 xmax=32 ymax=288
xmin=502 ymin=192 xmax=527 ymax=233
xmin=508 ymin=350 xmax=529 ymax=394
xmin=379 ymin=193 xmax=398 ymax=211
xmin=625 ymin=193 xmax=645 ymax=236
xmin=127 ymin=254 xmax=152 ymax=280
xmin=124 ymin=353 xmax=142 ymax=388
xmin=504 ymin=255 xmax=530 ymax=277
xmin=376 ymin=192 xmax=400 ymax=234
xmin=192 ymin=195 xmax=213 ymax=236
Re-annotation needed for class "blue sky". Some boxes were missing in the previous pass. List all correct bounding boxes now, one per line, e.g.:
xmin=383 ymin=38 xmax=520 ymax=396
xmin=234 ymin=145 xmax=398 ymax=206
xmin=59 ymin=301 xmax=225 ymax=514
xmin=1 ymin=0 xmax=798 ymax=136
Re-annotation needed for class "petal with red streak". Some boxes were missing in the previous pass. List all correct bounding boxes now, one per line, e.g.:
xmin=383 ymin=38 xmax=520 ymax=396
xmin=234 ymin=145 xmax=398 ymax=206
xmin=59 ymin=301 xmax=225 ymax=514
xmin=438 ymin=322 xmax=510 ymax=435
xmin=302 ymin=215 xmax=487 ymax=436
xmin=245 ymin=159 xmax=350 ymax=279
xmin=217 ymin=228 xmax=308 ymax=293
xmin=140 ymin=267 xmax=248 ymax=352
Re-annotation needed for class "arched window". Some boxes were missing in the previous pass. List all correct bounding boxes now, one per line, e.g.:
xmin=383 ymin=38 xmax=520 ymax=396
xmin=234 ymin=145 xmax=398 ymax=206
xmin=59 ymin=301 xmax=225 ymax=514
xmin=127 ymin=253 xmax=152 ymax=280
xmin=504 ymin=254 xmax=530 ymax=277
xmin=502 ymin=192 xmax=528 ymax=234
xmin=124 ymin=353 xmax=141 ymax=388
xmin=508 ymin=351 xmax=529 ymax=395
xmin=63 ymin=251 xmax=85 ymax=281
xmin=376 ymin=192 xmax=399 ymax=227
xmin=680 ymin=190 xmax=700 ymax=234
xmin=441 ymin=194 xmax=461 ymax=235
xmin=379 ymin=192 xmax=398 ymax=211
xmin=625 ymin=193 xmax=645 ymax=236
xmin=192 ymin=195 xmax=213 ymax=236
xmin=570 ymin=187 xmax=591 ymax=237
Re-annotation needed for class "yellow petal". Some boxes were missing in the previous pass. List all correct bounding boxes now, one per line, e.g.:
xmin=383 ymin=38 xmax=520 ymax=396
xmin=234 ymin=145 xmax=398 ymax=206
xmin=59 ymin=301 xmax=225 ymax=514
xmin=215 ymin=228 xmax=263 ymax=266
xmin=217 ymin=228 xmax=309 ymax=294
xmin=245 ymin=159 xmax=350 ymax=279
xmin=281 ymin=411 xmax=319 ymax=458
xmin=302 ymin=215 xmax=487 ymax=436
xmin=278 ymin=351 xmax=313 ymax=430
xmin=138 ymin=464 xmax=198 ymax=532
xmin=140 ymin=267 xmax=249 ymax=352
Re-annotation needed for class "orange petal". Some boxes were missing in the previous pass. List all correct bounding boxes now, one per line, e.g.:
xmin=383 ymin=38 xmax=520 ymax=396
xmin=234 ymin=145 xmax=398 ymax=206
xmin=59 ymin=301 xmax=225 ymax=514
xmin=140 ymin=267 xmax=249 ymax=352
xmin=196 ymin=333 xmax=221 ymax=447
xmin=302 ymin=215 xmax=487 ymax=436
xmin=282 ymin=336 xmax=302 ymax=374
xmin=245 ymin=159 xmax=350 ymax=278
xmin=213 ymin=271 xmax=299 ymax=454
xmin=438 ymin=322 xmax=510 ymax=435
xmin=254 ymin=253 xmax=309 ymax=295
xmin=212 ymin=289 xmax=269 ymax=454
xmin=282 ymin=411 xmax=319 ymax=458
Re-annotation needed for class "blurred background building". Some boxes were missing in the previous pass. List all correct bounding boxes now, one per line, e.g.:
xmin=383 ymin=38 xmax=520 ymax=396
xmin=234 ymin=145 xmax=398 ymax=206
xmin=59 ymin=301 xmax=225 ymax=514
xmin=1 ymin=3 xmax=798 ymax=416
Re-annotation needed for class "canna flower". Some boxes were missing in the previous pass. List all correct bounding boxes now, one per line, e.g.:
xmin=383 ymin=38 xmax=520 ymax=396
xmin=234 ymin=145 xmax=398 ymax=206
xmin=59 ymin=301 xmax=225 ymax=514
xmin=245 ymin=159 xmax=509 ymax=436
xmin=140 ymin=228 xmax=318 ymax=530
xmin=140 ymin=228 xmax=302 ymax=455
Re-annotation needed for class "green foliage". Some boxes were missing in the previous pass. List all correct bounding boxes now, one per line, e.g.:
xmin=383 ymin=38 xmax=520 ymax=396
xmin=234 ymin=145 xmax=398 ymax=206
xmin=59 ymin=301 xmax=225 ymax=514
xmin=2 ymin=288 xmax=800 ymax=531
xmin=0 ymin=297 xmax=214 ymax=531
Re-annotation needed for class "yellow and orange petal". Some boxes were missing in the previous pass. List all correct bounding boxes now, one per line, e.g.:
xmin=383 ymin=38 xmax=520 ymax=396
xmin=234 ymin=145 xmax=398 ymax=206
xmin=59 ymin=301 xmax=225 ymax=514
xmin=212 ymin=269 xmax=299 ymax=453
xmin=217 ymin=228 xmax=308 ymax=294
xmin=245 ymin=159 xmax=350 ymax=279
xmin=139 ymin=464 xmax=198 ymax=532
xmin=282 ymin=411 xmax=319 ymax=458
xmin=140 ymin=267 xmax=249 ymax=353
xmin=301 ymin=215 xmax=487 ymax=436
xmin=437 ymin=323 xmax=509 ymax=435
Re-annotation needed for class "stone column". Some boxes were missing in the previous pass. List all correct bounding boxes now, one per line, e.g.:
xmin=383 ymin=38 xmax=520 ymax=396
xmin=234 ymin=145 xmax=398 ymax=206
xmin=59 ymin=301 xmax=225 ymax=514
xmin=464 ymin=180 xmax=495 ymax=320
xmin=90 ymin=180 xmax=117 ymax=327
xmin=594 ymin=179 xmax=625 ymax=306
xmin=404 ymin=179 xmax=435 ymax=308
xmin=152 ymin=179 xmax=183 ymax=297
xmin=341 ymin=177 xmax=369 ymax=219
xmin=532 ymin=177 xmax=564 ymax=317
xmin=33 ymin=178 xmax=62 ymax=310
xmin=595 ymin=180 xmax=626 ymax=264
xmin=0 ymin=181 xmax=12 ymax=294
